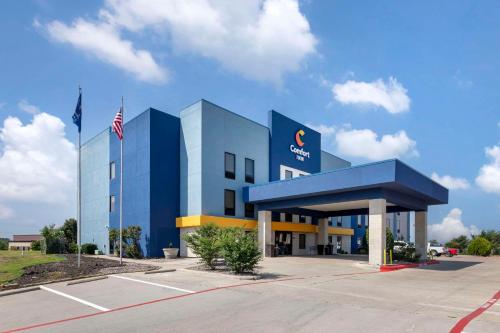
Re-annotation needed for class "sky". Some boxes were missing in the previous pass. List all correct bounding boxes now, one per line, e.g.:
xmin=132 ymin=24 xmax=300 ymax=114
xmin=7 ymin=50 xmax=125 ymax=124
xmin=0 ymin=0 xmax=499 ymax=242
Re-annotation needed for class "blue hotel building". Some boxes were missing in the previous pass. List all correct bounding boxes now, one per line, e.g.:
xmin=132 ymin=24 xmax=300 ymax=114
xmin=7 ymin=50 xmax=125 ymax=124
xmin=81 ymin=99 xmax=446 ymax=265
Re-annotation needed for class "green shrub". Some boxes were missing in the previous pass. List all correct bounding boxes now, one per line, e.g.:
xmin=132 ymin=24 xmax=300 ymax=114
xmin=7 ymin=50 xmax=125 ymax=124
xmin=467 ymin=237 xmax=492 ymax=256
xmin=220 ymin=228 xmax=261 ymax=274
xmin=68 ymin=242 xmax=78 ymax=254
xmin=394 ymin=246 xmax=421 ymax=263
xmin=31 ymin=240 xmax=41 ymax=251
xmin=0 ymin=238 xmax=8 ymax=250
xmin=182 ymin=223 xmax=222 ymax=269
xmin=81 ymin=243 xmax=98 ymax=254
xmin=124 ymin=225 xmax=143 ymax=258
xmin=386 ymin=228 xmax=394 ymax=253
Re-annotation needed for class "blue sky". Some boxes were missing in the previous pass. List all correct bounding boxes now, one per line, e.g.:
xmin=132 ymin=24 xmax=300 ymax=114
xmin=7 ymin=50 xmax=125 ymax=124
xmin=0 ymin=0 xmax=498 ymax=240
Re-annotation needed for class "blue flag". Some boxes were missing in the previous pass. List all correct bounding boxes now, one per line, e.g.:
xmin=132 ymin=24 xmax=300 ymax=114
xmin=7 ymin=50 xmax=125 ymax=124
xmin=73 ymin=91 xmax=82 ymax=133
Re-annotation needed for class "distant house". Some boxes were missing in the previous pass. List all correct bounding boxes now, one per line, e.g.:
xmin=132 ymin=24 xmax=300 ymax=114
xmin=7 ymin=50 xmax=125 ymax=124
xmin=9 ymin=235 xmax=43 ymax=251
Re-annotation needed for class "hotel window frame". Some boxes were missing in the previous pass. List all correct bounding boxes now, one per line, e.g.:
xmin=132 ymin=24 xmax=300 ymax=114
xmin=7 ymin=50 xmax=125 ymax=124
xmin=224 ymin=189 xmax=236 ymax=216
xmin=336 ymin=216 xmax=342 ymax=227
xmin=299 ymin=215 xmax=306 ymax=223
xmin=110 ymin=161 xmax=116 ymax=180
xmin=224 ymin=152 xmax=236 ymax=180
xmin=244 ymin=203 xmax=255 ymax=218
xmin=245 ymin=158 xmax=255 ymax=184
xmin=109 ymin=195 xmax=116 ymax=212
xmin=299 ymin=234 xmax=306 ymax=249
xmin=284 ymin=170 xmax=293 ymax=179
xmin=284 ymin=213 xmax=293 ymax=222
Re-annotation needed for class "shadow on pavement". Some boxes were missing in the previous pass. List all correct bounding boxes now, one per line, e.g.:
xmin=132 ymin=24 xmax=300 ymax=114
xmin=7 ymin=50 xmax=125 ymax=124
xmin=420 ymin=259 xmax=482 ymax=271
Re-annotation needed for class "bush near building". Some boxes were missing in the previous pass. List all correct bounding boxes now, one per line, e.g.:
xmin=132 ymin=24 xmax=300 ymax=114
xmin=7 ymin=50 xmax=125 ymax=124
xmin=40 ymin=219 xmax=78 ymax=254
xmin=182 ymin=223 xmax=262 ymax=273
xmin=445 ymin=235 xmax=470 ymax=253
xmin=81 ymin=243 xmax=98 ymax=254
xmin=220 ymin=228 xmax=261 ymax=274
xmin=467 ymin=237 xmax=492 ymax=256
xmin=182 ymin=223 xmax=222 ymax=269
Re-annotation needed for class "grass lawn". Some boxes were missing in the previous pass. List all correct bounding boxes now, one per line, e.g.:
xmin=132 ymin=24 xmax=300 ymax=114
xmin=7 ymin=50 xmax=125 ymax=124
xmin=0 ymin=250 xmax=65 ymax=285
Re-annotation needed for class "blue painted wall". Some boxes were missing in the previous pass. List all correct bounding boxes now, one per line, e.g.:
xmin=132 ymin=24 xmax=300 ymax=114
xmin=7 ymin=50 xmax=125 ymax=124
xmin=179 ymin=101 xmax=203 ymax=216
xmin=321 ymin=150 xmax=351 ymax=171
xmin=110 ymin=110 xmax=151 ymax=257
xmin=109 ymin=109 xmax=180 ymax=257
xmin=81 ymin=129 xmax=110 ymax=254
xmin=268 ymin=111 xmax=321 ymax=181
xmin=194 ymin=100 xmax=269 ymax=218
xmin=150 ymin=109 xmax=180 ymax=252
xmin=351 ymin=215 xmax=367 ymax=253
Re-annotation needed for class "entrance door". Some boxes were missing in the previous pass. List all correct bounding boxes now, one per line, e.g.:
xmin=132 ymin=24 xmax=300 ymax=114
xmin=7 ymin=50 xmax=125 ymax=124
xmin=275 ymin=231 xmax=292 ymax=255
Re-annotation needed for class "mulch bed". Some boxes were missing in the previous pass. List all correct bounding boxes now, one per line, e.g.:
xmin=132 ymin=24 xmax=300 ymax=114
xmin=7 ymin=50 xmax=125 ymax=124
xmin=3 ymin=254 xmax=159 ymax=290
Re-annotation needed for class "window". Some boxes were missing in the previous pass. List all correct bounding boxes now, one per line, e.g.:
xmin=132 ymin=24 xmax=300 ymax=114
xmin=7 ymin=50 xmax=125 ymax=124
xmin=337 ymin=217 xmax=342 ymax=227
xmin=299 ymin=234 xmax=306 ymax=249
xmin=225 ymin=152 xmax=235 ymax=179
xmin=224 ymin=189 xmax=235 ymax=216
xmin=110 ymin=162 xmax=116 ymax=180
xmin=245 ymin=203 xmax=255 ymax=218
xmin=337 ymin=236 xmax=342 ymax=250
xmin=328 ymin=235 xmax=333 ymax=244
xmin=357 ymin=237 xmax=362 ymax=247
xmin=284 ymin=213 xmax=293 ymax=222
xmin=357 ymin=215 xmax=362 ymax=228
xmin=299 ymin=174 xmax=305 ymax=177
xmin=285 ymin=170 xmax=293 ymax=179
xmin=299 ymin=215 xmax=306 ymax=223
xmin=245 ymin=158 xmax=254 ymax=183
xmin=109 ymin=195 xmax=115 ymax=212
xmin=328 ymin=217 xmax=333 ymax=226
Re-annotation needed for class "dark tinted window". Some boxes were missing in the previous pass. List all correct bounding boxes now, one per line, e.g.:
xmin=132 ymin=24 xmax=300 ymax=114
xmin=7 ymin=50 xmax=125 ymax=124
xmin=245 ymin=158 xmax=254 ymax=183
xmin=224 ymin=189 xmax=235 ymax=216
xmin=245 ymin=203 xmax=255 ymax=218
xmin=299 ymin=215 xmax=306 ymax=223
xmin=225 ymin=152 xmax=235 ymax=179
xmin=284 ymin=213 xmax=293 ymax=222
xmin=299 ymin=234 xmax=306 ymax=249
xmin=337 ymin=217 xmax=342 ymax=227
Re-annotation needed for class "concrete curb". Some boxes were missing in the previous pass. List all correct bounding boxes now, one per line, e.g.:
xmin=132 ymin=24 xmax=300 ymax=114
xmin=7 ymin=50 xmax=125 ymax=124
xmin=144 ymin=268 xmax=176 ymax=274
xmin=0 ymin=286 xmax=40 ymax=297
xmin=66 ymin=276 xmax=108 ymax=286
xmin=179 ymin=268 xmax=264 ymax=280
xmin=380 ymin=260 xmax=440 ymax=272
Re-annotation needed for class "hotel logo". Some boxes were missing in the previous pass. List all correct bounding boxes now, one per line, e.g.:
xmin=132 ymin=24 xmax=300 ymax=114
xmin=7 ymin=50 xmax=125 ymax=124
xmin=290 ymin=129 xmax=310 ymax=161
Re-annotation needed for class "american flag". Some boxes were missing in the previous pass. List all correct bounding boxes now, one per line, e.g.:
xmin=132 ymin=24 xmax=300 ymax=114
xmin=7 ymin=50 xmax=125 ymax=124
xmin=112 ymin=107 xmax=123 ymax=140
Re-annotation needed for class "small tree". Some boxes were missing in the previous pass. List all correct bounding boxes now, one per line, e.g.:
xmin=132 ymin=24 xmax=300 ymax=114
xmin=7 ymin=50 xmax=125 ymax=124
xmin=220 ymin=228 xmax=261 ymax=274
xmin=445 ymin=235 xmax=469 ymax=253
xmin=125 ymin=225 xmax=143 ymax=258
xmin=182 ymin=223 xmax=221 ymax=269
xmin=467 ymin=237 xmax=492 ymax=256
xmin=31 ymin=240 xmax=41 ymax=251
xmin=386 ymin=228 xmax=394 ymax=254
xmin=109 ymin=228 xmax=119 ymax=255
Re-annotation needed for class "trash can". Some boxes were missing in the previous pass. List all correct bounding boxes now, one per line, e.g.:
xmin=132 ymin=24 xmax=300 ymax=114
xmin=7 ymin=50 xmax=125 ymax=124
xmin=317 ymin=245 xmax=324 ymax=255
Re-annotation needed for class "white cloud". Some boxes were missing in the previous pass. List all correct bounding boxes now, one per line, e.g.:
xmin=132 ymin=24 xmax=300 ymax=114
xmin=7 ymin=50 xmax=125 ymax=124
xmin=43 ymin=18 xmax=168 ymax=83
xmin=18 ymin=99 xmax=41 ymax=114
xmin=40 ymin=0 xmax=316 ymax=85
xmin=0 ymin=112 xmax=77 ymax=236
xmin=0 ymin=113 xmax=76 ymax=203
xmin=332 ymin=77 xmax=410 ymax=114
xmin=428 ymin=208 xmax=480 ymax=243
xmin=475 ymin=145 xmax=500 ymax=194
xmin=335 ymin=128 xmax=418 ymax=160
xmin=431 ymin=172 xmax=470 ymax=190
xmin=306 ymin=123 xmax=336 ymax=137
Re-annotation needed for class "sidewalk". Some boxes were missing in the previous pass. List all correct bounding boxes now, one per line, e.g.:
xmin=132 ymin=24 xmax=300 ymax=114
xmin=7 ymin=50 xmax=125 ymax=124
xmin=99 ymin=255 xmax=199 ymax=270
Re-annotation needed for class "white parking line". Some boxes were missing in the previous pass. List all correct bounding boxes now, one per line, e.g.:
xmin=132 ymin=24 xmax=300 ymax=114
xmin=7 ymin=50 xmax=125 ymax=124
xmin=40 ymin=285 xmax=110 ymax=312
xmin=110 ymin=275 xmax=195 ymax=294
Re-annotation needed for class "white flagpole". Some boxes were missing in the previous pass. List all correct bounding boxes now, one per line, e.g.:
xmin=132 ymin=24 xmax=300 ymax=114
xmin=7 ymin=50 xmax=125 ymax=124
xmin=77 ymin=86 xmax=82 ymax=269
xmin=119 ymin=96 xmax=124 ymax=265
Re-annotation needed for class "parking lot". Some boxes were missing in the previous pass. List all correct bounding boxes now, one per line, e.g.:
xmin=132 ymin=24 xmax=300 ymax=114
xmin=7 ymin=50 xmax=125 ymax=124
xmin=1 ymin=255 xmax=499 ymax=333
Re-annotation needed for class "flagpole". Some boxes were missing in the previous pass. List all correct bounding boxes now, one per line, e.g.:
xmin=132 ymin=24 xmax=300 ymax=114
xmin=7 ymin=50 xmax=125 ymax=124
xmin=119 ymin=96 xmax=124 ymax=265
xmin=77 ymin=86 xmax=82 ymax=269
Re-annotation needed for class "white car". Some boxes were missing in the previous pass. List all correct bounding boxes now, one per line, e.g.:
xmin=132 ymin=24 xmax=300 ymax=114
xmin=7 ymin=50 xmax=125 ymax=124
xmin=427 ymin=242 xmax=446 ymax=256
xmin=394 ymin=241 xmax=409 ymax=254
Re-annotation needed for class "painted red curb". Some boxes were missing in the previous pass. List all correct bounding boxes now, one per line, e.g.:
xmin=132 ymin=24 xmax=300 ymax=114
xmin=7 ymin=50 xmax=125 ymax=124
xmin=380 ymin=260 xmax=439 ymax=272
xmin=449 ymin=290 xmax=500 ymax=333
